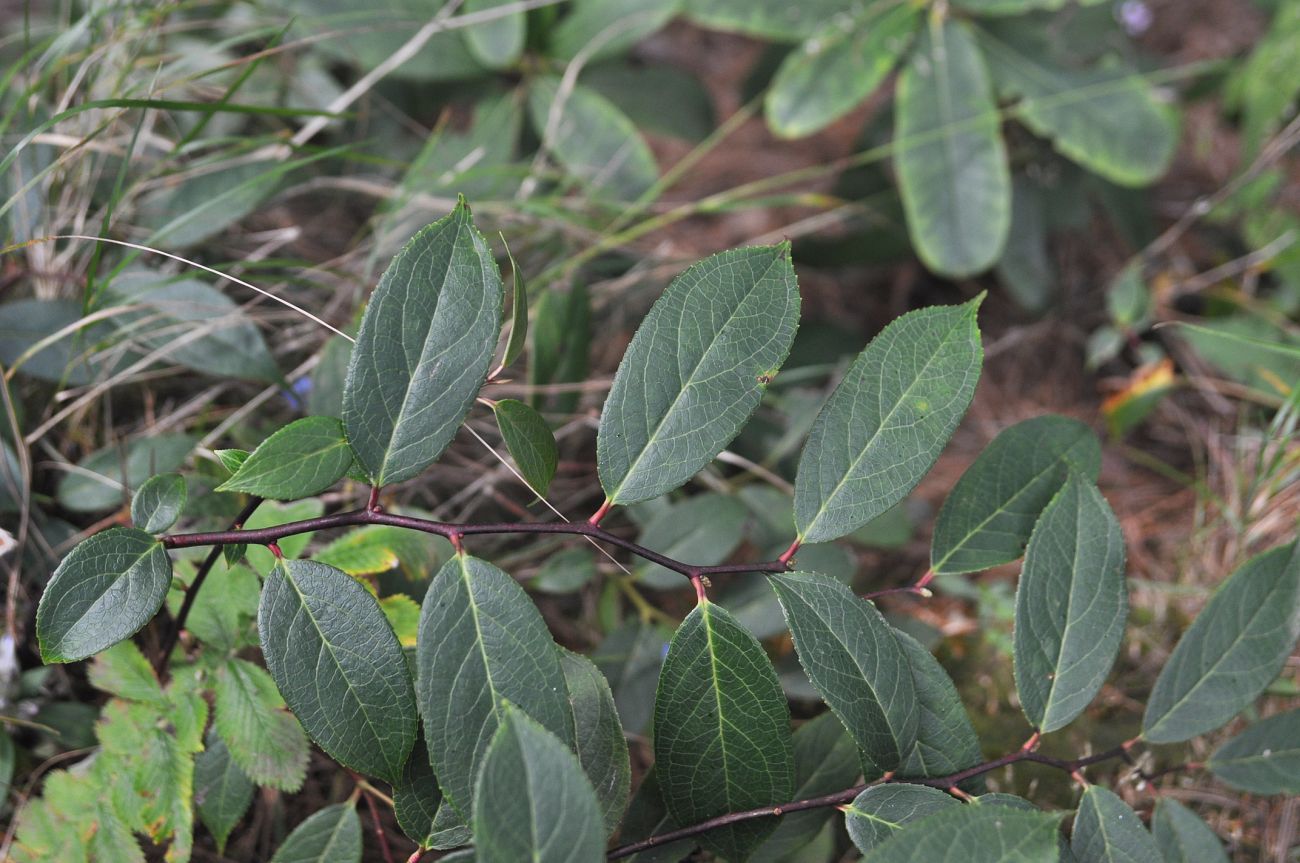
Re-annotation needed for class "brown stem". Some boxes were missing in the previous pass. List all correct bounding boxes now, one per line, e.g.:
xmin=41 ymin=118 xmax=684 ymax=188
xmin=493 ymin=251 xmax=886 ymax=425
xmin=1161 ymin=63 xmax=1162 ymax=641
xmin=156 ymin=496 xmax=262 ymax=677
xmin=361 ymin=785 xmax=396 ymax=863
xmin=162 ymin=508 xmax=794 ymax=581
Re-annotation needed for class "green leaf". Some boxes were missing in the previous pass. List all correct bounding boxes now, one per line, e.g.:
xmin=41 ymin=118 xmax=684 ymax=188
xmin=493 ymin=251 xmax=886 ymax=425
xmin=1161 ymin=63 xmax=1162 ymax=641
xmin=995 ymin=178 xmax=1055 ymax=314
xmin=531 ymin=547 xmax=597 ymax=594
xmin=492 ymin=399 xmax=558 ymax=495
xmin=57 ymin=434 xmax=196 ymax=513
xmin=214 ymin=658 xmax=310 ymax=791
xmin=580 ymin=61 xmax=715 ymax=143
xmin=686 ymin=0 xmax=859 ymax=39
xmin=863 ymin=804 xmax=1064 ymax=862
xmin=528 ymin=77 xmax=660 ymax=201
xmin=500 ymin=239 xmax=528 ymax=369
xmin=1072 ymin=786 xmax=1160 ymax=863
xmin=36 ymin=528 xmax=172 ymax=663
xmin=215 ymin=448 xmax=249 ymax=476
xmin=461 ymin=0 xmax=525 ymax=68
xmin=751 ymin=711 xmax=861 ymax=863
xmin=591 ymin=619 xmax=673 ymax=734
xmin=195 ymin=733 xmax=254 ymax=855
xmin=1152 ymin=799 xmax=1229 ymax=863
xmin=953 ymin=0 xmax=1071 ymax=15
xmin=0 ymin=728 xmax=13 ymax=802
xmin=474 ymin=707 xmax=606 ymax=863
xmin=1107 ymin=261 xmax=1150 ymax=330
xmin=0 ymin=297 xmax=116 ymax=385
xmin=550 ymin=0 xmax=681 ymax=62
xmin=87 ymin=641 xmax=165 ymax=706
xmin=635 ymin=493 xmax=749 ymax=589
xmin=932 ymin=415 xmax=1101 ymax=575
xmin=314 ymin=523 xmax=450 ymax=579
xmin=416 ymin=555 xmax=574 ymax=818
xmin=343 ymin=199 xmax=504 ymax=485
xmin=217 ymin=417 xmax=353 ymax=500
xmin=895 ymin=631 xmax=983 ymax=783
xmin=845 ymin=784 xmax=960 ymax=854
xmin=653 ymin=601 xmax=794 ymax=861
xmin=794 ymin=298 xmax=982 ymax=544
xmin=895 ymin=16 xmax=1010 ymax=277
xmin=259 ymin=559 xmax=417 ymax=782
xmin=562 ymin=649 xmax=632 ymax=837
xmin=1014 ymin=475 xmax=1127 ymax=732
xmin=529 ymin=282 xmax=590 ymax=414
xmin=130 ymin=473 xmax=186 ymax=534
xmin=182 ymin=557 xmax=260 ymax=651
xmin=766 ymin=4 xmax=921 ymax=138
xmin=769 ymin=572 xmax=917 ymax=774
xmin=599 ymin=244 xmax=800 ymax=504
xmin=393 ymin=734 xmax=443 ymax=846
xmin=979 ymin=28 xmax=1178 ymax=187
xmin=269 ymin=803 xmax=361 ymax=863
xmin=617 ymin=767 xmax=694 ymax=863
xmin=1206 ymin=710 xmax=1300 ymax=795
xmin=379 ymin=594 xmax=421 ymax=648
xmin=1143 ymin=542 xmax=1300 ymax=743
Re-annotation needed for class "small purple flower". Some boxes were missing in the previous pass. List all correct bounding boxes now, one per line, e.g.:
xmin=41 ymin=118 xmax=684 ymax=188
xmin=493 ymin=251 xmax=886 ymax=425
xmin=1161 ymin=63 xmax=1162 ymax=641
xmin=660 ymin=642 xmax=671 ymax=660
xmin=1118 ymin=0 xmax=1153 ymax=36
xmin=282 ymin=376 xmax=313 ymax=411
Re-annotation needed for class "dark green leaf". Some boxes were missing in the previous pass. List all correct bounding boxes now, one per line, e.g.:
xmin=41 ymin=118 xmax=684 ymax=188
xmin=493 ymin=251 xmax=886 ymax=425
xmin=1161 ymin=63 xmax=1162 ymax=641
xmin=895 ymin=631 xmax=983 ymax=783
xmin=417 ymin=555 xmax=574 ymax=818
xmin=551 ymin=0 xmax=680 ymax=62
xmin=766 ymin=4 xmax=921 ymax=138
xmin=36 ymin=528 xmax=172 ymax=663
xmin=57 ymin=434 xmax=196 ymax=513
xmin=635 ymin=493 xmax=749 ymax=589
xmin=500 ymin=239 xmax=528 ymax=369
xmin=845 ymin=784 xmax=959 ymax=854
xmin=0 ymin=728 xmax=13 ymax=803
xmin=214 ymin=658 xmax=310 ymax=791
xmin=309 ymin=334 xmax=353 ymax=418
xmin=473 ymin=707 xmax=605 ymax=863
xmin=217 ymin=417 xmax=353 ymax=500
xmin=461 ymin=0 xmax=525 ymax=68
xmin=531 ymin=547 xmax=597 ymax=594
xmin=529 ymin=283 xmax=590 ymax=414
xmin=0 ymin=298 xmax=117 ymax=385
xmin=195 ymin=733 xmax=254 ymax=855
xmin=599 ymin=244 xmax=800 ymax=504
xmin=953 ymin=0 xmax=1071 ymax=12
xmin=580 ymin=62 xmax=715 ymax=143
xmin=1072 ymin=786 xmax=1160 ymax=863
xmin=686 ymin=0 xmax=859 ymax=39
xmin=769 ymin=572 xmax=917 ymax=774
xmin=1152 ymin=799 xmax=1229 ymax=863
xmin=1014 ymin=475 xmax=1127 ymax=732
xmin=562 ymin=650 xmax=631 ymax=836
xmin=343 ymin=199 xmax=503 ymax=485
xmin=393 ymin=734 xmax=443 ymax=846
xmin=1143 ymin=542 xmax=1300 ymax=743
xmin=995 ymin=179 xmax=1055 ymax=314
xmin=1207 ymin=710 xmax=1300 ymax=795
xmin=795 ymin=298 xmax=983 ymax=544
xmin=269 ymin=803 xmax=361 ymax=863
xmin=864 ymin=804 xmax=1064 ymax=862
xmin=528 ymin=78 xmax=659 ymax=201
xmin=492 ymin=399 xmax=558 ymax=495
xmin=130 ymin=473 xmax=186 ymax=534
xmin=592 ymin=619 xmax=672 ymax=734
xmin=654 ymin=601 xmax=794 ymax=861
xmin=751 ymin=711 xmax=861 ymax=863
xmin=896 ymin=17 xmax=1010 ymax=277
xmin=618 ymin=768 xmax=695 ymax=863
xmin=979 ymin=29 xmax=1178 ymax=187
xmin=932 ymin=415 xmax=1101 ymax=575
xmin=259 ymin=559 xmax=416 ymax=782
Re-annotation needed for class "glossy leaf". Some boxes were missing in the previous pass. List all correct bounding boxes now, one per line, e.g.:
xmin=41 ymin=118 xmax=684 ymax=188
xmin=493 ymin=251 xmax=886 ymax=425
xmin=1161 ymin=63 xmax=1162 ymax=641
xmin=195 ymin=733 xmax=253 ymax=855
xmin=598 ymin=244 xmax=799 ymax=504
xmin=766 ymin=3 xmax=921 ymax=138
xmin=1207 ymin=710 xmax=1300 ymax=795
xmin=1072 ymin=786 xmax=1160 ymax=863
xmin=214 ymin=658 xmax=310 ymax=791
xmin=461 ymin=0 xmax=525 ymax=68
xmin=416 ymin=555 xmax=574 ymax=818
xmin=895 ymin=631 xmax=983 ymax=782
xmin=269 ymin=803 xmax=361 ymax=863
xmin=863 ymin=804 xmax=1063 ymax=862
xmin=932 ymin=415 xmax=1101 ymax=575
xmin=37 ymin=528 xmax=172 ymax=663
xmin=1014 ymin=475 xmax=1128 ymax=732
xmin=980 ymin=29 xmax=1178 ymax=187
xmin=528 ymin=77 xmax=659 ymax=201
xmin=493 ymin=399 xmax=558 ymax=495
xmin=751 ymin=712 xmax=861 ymax=862
xmin=896 ymin=16 xmax=1010 ymax=277
xmin=1152 ymin=799 xmax=1229 ymax=863
xmin=57 ymin=434 xmax=195 ymax=513
xmin=130 ymin=473 xmax=186 ymax=534
xmin=343 ymin=199 xmax=503 ymax=485
xmin=217 ymin=416 xmax=353 ymax=500
xmin=794 ymin=298 xmax=982 ymax=544
xmin=654 ymin=600 xmax=794 ymax=861
xmin=1143 ymin=542 xmax=1300 ymax=743
xmin=769 ymin=572 xmax=917 ymax=774
xmin=473 ymin=708 xmax=605 ymax=863
xmin=635 ymin=493 xmax=749 ymax=589
xmin=845 ymin=784 xmax=959 ymax=854
xmin=562 ymin=650 xmax=631 ymax=837
xmin=259 ymin=559 xmax=416 ymax=782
